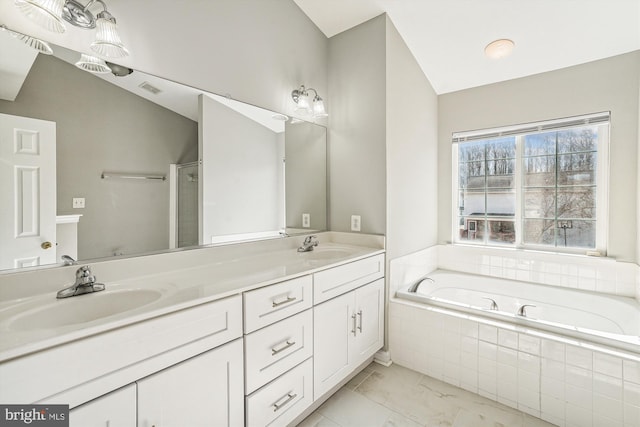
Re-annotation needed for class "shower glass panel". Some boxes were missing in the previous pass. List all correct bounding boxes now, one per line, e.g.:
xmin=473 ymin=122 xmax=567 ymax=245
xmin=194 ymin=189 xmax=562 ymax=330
xmin=176 ymin=162 xmax=199 ymax=248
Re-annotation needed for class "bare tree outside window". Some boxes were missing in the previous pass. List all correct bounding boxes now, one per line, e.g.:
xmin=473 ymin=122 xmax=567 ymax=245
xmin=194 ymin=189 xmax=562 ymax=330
xmin=456 ymin=125 xmax=601 ymax=250
xmin=523 ymin=128 xmax=597 ymax=248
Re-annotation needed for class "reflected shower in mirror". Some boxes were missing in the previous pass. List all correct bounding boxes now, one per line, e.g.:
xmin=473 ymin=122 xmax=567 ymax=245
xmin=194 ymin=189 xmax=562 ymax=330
xmin=0 ymin=31 xmax=327 ymax=272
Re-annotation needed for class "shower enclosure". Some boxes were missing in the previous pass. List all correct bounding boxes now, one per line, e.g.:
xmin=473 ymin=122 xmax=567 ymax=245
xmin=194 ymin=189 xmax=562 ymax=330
xmin=169 ymin=162 xmax=199 ymax=249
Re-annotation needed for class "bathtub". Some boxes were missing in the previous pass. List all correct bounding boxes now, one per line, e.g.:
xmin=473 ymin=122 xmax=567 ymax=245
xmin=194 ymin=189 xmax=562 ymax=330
xmin=395 ymin=269 xmax=640 ymax=353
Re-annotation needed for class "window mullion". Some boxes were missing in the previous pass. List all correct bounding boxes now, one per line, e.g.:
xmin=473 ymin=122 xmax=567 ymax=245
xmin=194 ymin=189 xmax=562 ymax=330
xmin=515 ymin=136 xmax=523 ymax=248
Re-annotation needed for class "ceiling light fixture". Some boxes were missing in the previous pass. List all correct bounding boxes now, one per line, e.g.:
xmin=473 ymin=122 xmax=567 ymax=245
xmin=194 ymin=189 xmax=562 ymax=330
xmin=291 ymin=85 xmax=327 ymax=118
xmin=484 ymin=39 xmax=515 ymax=59
xmin=0 ymin=24 xmax=53 ymax=54
xmin=105 ymin=61 xmax=132 ymax=77
xmin=14 ymin=0 xmax=129 ymax=58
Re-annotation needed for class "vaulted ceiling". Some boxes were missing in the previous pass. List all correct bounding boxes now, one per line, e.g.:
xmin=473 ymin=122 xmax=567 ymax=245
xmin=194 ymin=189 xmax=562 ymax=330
xmin=294 ymin=0 xmax=640 ymax=94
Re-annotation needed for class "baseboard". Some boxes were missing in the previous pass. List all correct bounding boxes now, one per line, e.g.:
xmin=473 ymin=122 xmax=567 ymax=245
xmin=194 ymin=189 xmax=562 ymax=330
xmin=373 ymin=350 xmax=392 ymax=367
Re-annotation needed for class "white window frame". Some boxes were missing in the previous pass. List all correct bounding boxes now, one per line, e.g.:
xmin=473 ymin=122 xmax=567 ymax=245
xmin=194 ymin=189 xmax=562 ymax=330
xmin=451 ymin=112 xmax=610 ymax=255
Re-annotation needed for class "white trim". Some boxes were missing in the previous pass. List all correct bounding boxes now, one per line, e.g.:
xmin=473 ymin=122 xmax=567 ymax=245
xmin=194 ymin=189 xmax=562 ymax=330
xmin=452 ymin=117 xmax=610 ymax=255
xmin=55 ymin=215 xmax=82 ymax=224
xmin=169 ymin=164 xmax=177 ymax=249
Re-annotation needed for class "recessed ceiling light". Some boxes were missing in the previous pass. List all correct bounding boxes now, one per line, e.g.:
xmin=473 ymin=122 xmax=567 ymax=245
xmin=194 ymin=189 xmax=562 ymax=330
xmin=485 ymin=39 xmax=515 ymax=59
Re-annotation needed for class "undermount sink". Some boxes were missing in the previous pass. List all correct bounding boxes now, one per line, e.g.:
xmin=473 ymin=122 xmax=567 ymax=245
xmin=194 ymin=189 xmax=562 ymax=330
xmin=8 ymin=289 xmax=162 ymax=332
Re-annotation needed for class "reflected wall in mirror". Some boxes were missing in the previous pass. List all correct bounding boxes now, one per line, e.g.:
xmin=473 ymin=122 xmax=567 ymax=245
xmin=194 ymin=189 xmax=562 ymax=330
xmin=0 ymin=32 xmax=327 ymax=272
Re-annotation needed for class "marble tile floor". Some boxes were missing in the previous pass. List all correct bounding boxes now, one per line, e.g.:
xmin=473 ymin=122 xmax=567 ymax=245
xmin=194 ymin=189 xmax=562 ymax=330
xmin=297 ymin=363 xmax=557 ymax=427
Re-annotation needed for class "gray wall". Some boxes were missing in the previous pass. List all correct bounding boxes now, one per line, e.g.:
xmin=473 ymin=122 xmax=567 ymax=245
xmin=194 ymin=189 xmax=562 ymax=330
xmin=328 ymin=15 xmax=387 ymax=234
xmin=385 ymin=16 xmax=439 ymax=259
xmin=285 ymin=121 xmax=327 ymax=231
xmin=0 ymin=54 xmax=198 ymax=260
xmin=89 ymin=0 xmax=328 ymax=122
xmin=438 ymin=51 xmax=640 ymax=262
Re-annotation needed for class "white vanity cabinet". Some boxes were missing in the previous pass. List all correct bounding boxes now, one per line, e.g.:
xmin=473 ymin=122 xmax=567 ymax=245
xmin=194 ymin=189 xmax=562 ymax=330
xmin=313 ymin=278 xmax=384 ymax=399
xmin=242 ymin=275 xmax=314 ymax=426
xmin=69 ymin=384 xmax=136 ymax=427
xmin=137 ymin=338 xmax=244 ymax=427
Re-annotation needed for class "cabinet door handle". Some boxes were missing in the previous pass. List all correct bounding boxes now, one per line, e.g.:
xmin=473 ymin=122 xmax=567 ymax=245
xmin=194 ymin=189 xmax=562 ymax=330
xmin=271 ymin=340 xmax=296 ymax=355
xmin=272 ymin=295 xmax=297 ymax=307
xmin=273 ymin=392 xmax=297 ymax=412
xmin=357 ymin=310 xmax=363 ymax=333
xmin=351 ymin=313 xmax=357 ymax=336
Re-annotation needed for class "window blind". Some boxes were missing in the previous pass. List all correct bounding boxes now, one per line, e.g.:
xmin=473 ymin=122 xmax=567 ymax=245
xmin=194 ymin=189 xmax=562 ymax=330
xmin=451 ymin=111 xmax=610 ymax=143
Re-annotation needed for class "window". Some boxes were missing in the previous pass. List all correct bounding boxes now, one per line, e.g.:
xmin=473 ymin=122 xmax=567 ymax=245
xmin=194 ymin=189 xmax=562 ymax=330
xmin=452 ymin=113 xmax=609 ymax=254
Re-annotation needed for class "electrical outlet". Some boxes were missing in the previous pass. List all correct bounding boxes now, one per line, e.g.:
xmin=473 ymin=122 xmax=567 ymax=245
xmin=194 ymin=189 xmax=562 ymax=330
xmin=351 ymin=215 xmax=361 ymax=232
xmin=302 ymin=213 xmax=310 ymax=228
xmin=72 ymin=197 xmax=85 ymax=209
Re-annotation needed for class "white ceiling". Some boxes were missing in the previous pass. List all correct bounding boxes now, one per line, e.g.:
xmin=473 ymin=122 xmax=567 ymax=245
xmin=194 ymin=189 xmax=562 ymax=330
xmin=294 ymin=0 xmax=640 ymax=94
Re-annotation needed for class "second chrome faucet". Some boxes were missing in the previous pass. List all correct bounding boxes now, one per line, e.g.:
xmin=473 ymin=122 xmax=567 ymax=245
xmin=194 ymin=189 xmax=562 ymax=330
xmin=57 ymin=265 xmax=105 ymax=299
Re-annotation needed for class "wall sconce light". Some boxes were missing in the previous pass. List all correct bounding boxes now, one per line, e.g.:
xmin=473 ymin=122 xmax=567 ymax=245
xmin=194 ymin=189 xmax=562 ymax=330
xmin=291 ymin=85 xmax=327 ymax=118
xmin=0 ymin=24 xmax=53 ymax=54
xmin=13 ymin=0 xmax=129 ymax=58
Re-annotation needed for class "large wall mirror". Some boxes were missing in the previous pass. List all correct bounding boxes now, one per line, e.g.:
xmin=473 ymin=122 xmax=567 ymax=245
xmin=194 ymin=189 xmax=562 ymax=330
xmin=0 ymin=31 xmax=327 ymax=272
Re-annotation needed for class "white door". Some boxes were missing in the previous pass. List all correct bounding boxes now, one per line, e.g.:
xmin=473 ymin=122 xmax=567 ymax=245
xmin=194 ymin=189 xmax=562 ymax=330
xmin=69 ymin=384 xmax=136 ymax=427
xmin=137 ymin=339 xmax=244 ymax=427
xmin=352 ymin=279 xmax=385 ymax=366
xmin=313 ymin=290 xmax=355 ymax=399
xmin=0 ymin=113 xmax=56 ymax=269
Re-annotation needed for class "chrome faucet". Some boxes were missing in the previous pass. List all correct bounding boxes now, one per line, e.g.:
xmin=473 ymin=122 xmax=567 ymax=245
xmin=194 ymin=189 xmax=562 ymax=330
xmin=517 ymin=304 xmax=536 ymax=317
xmin=57 ymin=265 xmax=106 ymax=299
xmin=61 ymin=255 xmax=77 ymax=266
xmin=483 ymin=297 xmax=499 ymax=311
xmin=408 ymin=276 xmax=435 ymax=293
xmin=297 ymin=235 xmax=319 ymax=252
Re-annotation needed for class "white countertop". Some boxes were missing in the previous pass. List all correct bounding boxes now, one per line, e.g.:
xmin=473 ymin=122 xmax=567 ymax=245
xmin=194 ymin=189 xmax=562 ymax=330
xmin=0 ymin=236 xmax=384 ymax=362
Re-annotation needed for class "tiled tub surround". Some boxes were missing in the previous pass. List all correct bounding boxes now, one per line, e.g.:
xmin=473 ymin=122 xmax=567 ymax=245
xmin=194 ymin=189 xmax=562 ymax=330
xmin=388 ymin=246 xmax=640 ymax=427
xmin=389 ymin=245 xmax=639 ymax=300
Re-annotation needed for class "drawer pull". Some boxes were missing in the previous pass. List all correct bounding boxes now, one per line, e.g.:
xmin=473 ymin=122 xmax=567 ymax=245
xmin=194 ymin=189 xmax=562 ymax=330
xmin=272 ymin=340 xmax=296 ymax=355
xmin=357 ymin=310 xmax=363 ymax=333
xmin=351 ymin=313 xmax=357 ymax=336
xmin=273 ymin=392 xmax=298 ymax=412
xmin=272 ymin=296 xmax=297 ymax=307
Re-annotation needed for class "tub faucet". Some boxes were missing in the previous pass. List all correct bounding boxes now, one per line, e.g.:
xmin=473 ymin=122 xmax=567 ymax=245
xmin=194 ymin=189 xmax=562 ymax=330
xmin=298 ymin=235 xmax=319 ymax=252
xmin=408 ymin=276 xmax=435 ymax=293
xmin=517 ymin=304 xmax=536 ymax=317
xmin=482 ymin=297 xmax=499 ymax=311
xmin=56 ymin=265 xmax=106 ymax=299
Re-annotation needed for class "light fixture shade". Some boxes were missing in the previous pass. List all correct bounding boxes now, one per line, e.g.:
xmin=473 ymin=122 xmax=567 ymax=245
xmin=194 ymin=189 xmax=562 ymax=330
xmin=14 ymin=0 xmax=66 ymax=33
xmin=75 ymin=53 xmax=111 ymax=74
xmin=1 ymin=25 xmax=54 ymax=54
xmin=295 ymin=93 xmax=311 ymax=114
xmin=90 ymin=14 xmax=129 ymax=58
xmin=313 ymin=97 xmax=327 ymax=117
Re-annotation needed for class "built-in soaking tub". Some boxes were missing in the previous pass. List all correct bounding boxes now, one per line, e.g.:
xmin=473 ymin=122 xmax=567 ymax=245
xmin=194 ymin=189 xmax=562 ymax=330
xmin=395 ymin=269 xmax=640 ymax=353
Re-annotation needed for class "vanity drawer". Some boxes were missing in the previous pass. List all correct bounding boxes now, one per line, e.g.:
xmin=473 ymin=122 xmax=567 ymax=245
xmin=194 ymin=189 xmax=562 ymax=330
xmin=246 ymin=358 xmax=313 ymax=427
xmin=243 ymin=275 xmax=312 ymax=333
xmin=313 ymin=254 xmax=385 ymax=303
xmin=244 ymin=309 xmax=313 ymax=393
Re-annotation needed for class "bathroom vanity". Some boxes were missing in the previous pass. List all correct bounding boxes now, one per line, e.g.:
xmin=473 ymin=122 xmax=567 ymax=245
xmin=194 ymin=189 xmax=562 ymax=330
xmin=0 ymin=232 xmax=385 ymax=427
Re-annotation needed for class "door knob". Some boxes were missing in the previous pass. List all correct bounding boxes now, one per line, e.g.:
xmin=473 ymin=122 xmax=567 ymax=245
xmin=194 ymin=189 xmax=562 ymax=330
xmin=41 ymin=241 xmax=52 ymax=250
